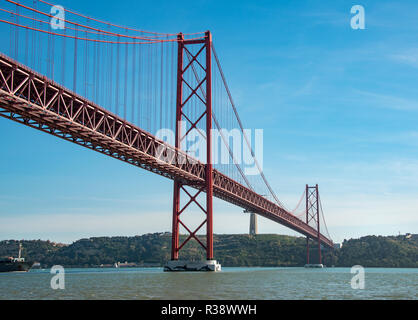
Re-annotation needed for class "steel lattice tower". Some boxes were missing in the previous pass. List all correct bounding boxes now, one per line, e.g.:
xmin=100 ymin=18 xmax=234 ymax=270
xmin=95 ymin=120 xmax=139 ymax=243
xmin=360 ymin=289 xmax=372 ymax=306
xmin=171 ymin=31 xmax=214 ymax=262
xmin=306 ymin=184 xmax=322 ymax=265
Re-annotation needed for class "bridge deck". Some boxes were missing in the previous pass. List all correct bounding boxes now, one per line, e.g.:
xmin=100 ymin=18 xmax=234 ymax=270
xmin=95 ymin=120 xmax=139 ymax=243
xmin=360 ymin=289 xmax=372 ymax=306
xmin=0 ymin=54 xmax=333 ymax=248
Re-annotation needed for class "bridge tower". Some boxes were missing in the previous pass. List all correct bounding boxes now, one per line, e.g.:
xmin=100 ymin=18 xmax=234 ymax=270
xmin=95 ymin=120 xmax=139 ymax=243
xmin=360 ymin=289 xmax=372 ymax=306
xmin=305 ymin=184 xmax=322 ymax=267
xmin=165 ymin=31 xmax=220 ymax=272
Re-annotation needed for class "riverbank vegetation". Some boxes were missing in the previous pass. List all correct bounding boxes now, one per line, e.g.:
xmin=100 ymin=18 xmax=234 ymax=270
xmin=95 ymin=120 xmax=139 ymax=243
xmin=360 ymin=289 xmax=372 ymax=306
xmin=0 ymin=233 xmax=416 ymax=268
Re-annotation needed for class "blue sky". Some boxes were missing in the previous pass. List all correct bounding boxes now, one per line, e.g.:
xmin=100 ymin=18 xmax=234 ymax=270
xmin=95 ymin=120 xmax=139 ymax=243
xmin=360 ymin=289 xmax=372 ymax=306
xmin=0 ymin=0 xmax=417 ymax=243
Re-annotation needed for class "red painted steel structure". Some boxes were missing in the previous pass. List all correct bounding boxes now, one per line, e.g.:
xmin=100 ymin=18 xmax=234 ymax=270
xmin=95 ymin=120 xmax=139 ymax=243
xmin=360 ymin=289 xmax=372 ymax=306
xmin=171 ymin=32 xmax=214 ymax=260
xmin=0 ymin=48 xmax=334 ymax=257
xmin=306 ymin=184 xmax=322 ymax=264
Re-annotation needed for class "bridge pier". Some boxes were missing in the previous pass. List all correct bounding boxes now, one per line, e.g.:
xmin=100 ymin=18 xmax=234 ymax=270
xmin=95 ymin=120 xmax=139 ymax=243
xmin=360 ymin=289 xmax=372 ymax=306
xmin=164 ymin=260 xmax=221 ymax=272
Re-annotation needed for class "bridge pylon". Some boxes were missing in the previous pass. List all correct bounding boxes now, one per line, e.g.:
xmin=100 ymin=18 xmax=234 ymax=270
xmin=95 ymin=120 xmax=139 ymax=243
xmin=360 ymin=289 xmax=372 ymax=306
xmin=305 ymin=184 xmax=323 ymax=268
xmin=165 ymin=31 xmax=220 ymax=272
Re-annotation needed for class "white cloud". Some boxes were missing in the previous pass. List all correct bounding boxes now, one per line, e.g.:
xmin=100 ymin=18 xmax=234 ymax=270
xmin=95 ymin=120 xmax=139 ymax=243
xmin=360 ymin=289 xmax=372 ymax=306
xmin=390 ymin=49 xmax=418 ymax=68
xmin=353 ymin=90 xmax=418 ymax=111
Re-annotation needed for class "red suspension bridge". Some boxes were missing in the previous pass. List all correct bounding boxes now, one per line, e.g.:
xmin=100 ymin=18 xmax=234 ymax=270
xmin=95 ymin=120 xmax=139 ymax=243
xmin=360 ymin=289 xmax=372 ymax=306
xmin=0 ymin=0 xmax=333 ymax=270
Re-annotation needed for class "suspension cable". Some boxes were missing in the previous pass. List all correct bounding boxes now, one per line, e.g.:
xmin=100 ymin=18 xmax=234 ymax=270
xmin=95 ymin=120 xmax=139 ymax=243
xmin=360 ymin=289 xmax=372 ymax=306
xmin=212 ymin=43 xmax=287 ymax=209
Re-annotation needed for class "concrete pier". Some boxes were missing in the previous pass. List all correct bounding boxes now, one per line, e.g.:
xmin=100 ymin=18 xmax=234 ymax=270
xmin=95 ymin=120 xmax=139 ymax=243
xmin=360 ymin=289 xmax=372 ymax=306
xmin=164 ymin=260 xmax=221 ymax=272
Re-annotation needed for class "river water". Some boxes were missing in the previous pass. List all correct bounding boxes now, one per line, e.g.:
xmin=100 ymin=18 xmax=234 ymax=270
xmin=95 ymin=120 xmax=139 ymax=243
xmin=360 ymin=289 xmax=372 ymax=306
xmin=0 ymin=267 xmax=416 ymax=300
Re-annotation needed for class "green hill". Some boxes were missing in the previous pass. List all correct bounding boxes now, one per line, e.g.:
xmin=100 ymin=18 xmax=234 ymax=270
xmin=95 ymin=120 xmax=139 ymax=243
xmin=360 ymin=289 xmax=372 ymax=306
xmin=0 ymin=233 xmax=417 ymax=268
xmin=337 ymin=235 xmax=418 ymax=268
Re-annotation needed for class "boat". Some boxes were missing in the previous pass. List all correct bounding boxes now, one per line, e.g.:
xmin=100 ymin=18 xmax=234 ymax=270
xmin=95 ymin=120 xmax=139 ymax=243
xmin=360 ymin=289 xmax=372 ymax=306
xmin=304 ymin=264 xmax=324 ymax=268
xmin=0 ymin=243 xmax=33 ymax=272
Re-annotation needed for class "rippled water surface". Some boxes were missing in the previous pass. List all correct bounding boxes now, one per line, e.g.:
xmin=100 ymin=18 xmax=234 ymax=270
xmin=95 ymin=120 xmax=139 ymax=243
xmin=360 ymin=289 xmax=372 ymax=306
xmin=0 ymin=267 xmax=417 ymax=300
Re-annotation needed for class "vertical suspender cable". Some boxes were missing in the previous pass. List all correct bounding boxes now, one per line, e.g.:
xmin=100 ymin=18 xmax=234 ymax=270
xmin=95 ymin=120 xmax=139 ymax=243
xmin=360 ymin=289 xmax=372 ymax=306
xmin=24 ymin=25 xmax=28 ymax=65
xmin=15 ymin=4 xmax=19 ymax=60
xmin=137 ymin=44 xmax=144 ymax=126
xmin=115 ymin=35 xmax=120 ymax=116
xmin=61 ymin=27 xmax=66 ymax=86
xmin=31 ymin=0 xmax=35 ymax=68
xmin=109 ymin=29 xmax=113 ymax=112
xmin=132 ymin=42 xmax=136 ymax=124
xmin=73 ymin=29 xmax=78 ymax=93
xmin=124 ymin=40 xmax=128 ymax=120
xmin=84 ymin=20 xmax=88 ymax=98
xmin=160 ymin=41 xmax=163 ymax=130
